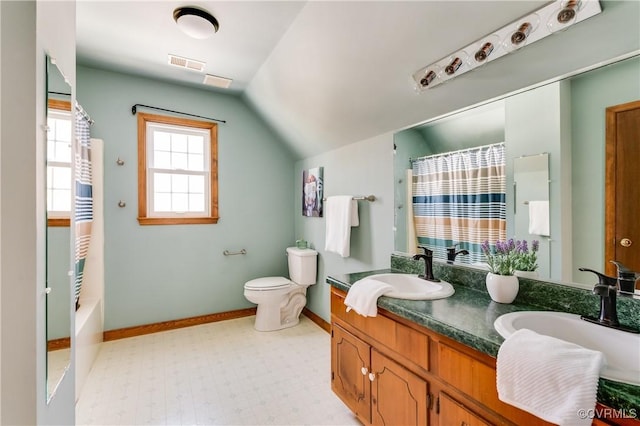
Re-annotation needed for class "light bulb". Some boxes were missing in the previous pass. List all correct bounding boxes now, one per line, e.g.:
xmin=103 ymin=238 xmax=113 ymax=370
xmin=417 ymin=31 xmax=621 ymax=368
xmin=502 ymin=14 xmax=540 ymax=52
xmin=470 ymin=34 xmax=500 ymax=67
xmin=547 ymin=0 xmax=582 ymax=33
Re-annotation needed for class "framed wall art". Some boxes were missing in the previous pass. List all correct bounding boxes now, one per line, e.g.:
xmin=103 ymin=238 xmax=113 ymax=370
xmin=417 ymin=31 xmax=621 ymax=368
xmin=302 ymin=167 xmax=323 ymax=217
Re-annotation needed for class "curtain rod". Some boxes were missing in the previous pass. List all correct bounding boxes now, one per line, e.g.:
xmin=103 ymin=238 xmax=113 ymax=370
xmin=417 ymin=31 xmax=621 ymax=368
xmin=48 ymin=91 xmax=71 ymax=97
xmin=75 ymin=102 xmax=94 ymax=125
xmin=409 ymin=142 xmax=504 ymax=164
xmin=131 ymin=104 xmax=226 ymax=124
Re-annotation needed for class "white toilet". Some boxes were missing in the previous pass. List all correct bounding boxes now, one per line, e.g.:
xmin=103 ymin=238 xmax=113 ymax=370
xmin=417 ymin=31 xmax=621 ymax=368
xmin=244 ymin=247 xmax=318 ymax=331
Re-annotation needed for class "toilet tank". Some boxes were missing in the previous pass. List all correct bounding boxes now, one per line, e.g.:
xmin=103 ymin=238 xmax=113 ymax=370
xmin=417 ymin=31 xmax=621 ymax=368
xmin=286 ymin=247 xmax=318 ymax=285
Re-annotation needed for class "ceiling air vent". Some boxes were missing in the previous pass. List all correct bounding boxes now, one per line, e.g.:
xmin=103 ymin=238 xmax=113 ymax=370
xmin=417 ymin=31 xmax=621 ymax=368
xmin=167 ymin=54 xmax=205 ymax=72
xmin=203 ymin=74 xmax=232 ymax=89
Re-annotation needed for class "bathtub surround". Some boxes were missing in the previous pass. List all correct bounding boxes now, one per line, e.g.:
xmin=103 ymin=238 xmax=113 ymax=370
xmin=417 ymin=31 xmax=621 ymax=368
xmin=77 ymin=66 xmax=296 ymax=331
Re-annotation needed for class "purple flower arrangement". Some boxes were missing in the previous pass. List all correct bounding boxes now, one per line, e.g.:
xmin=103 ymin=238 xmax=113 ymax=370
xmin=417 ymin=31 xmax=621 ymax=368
xmin=513 ymin=239 xmax=539 ymax=272
xmin=481 ymin=239 xmax=539 ymax=276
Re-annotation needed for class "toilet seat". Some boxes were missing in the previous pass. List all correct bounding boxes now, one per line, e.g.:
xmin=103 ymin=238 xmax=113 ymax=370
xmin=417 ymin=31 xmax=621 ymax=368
xmin=244 ymin=276 xmax=292 ymax=291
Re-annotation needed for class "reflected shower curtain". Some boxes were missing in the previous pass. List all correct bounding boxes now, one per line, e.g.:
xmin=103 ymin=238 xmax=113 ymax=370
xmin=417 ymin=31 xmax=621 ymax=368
xmin=412 ymin=143 xmax=506 ymax=264
xmin=74 ymin=105 xmax=93 ymax=310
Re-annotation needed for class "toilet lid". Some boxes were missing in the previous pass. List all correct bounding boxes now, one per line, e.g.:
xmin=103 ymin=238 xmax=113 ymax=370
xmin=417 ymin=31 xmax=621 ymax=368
xmin=244 ymin=276 xmax=292 ymax=290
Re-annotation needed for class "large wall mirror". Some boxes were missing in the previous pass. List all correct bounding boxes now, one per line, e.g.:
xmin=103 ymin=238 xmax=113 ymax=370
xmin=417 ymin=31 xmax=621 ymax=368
xmin=394 ymin=53 xmax=640 ymax=288
xmin=46 ymin=56 xmax=72 ymax=401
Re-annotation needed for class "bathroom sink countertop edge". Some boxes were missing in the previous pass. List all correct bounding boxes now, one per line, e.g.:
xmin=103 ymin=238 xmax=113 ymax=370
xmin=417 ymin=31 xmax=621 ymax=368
xmin=327 ymin=269 xmax=640 ymax=413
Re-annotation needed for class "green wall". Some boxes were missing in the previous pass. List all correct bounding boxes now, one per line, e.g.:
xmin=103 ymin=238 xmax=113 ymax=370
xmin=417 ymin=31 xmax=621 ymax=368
xmin=505 ymin=82 xmax=570 ymax=281
xmin=393 ymin=129 xmax=432 ymax=254
xmin=77 ymin=66 xmax=296 ymax=330
xmin=571 ymin=56 xmax=640 ymax=283
xmin=67 ymin=56 xmax=640 ymax=329
xmin=294 ymin=133 xmax=394 ymax=322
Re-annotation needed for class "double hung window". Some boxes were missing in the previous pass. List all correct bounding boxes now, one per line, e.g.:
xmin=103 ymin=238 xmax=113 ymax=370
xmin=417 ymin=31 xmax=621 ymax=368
xmin=47 ymin=100 xmax=72 ymax=226
xmin=137 ymin=113 xmax=218 ymax=225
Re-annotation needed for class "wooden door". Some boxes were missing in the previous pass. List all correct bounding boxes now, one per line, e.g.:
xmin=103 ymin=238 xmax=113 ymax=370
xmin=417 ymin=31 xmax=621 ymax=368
xmin=331 ymin=325 xmax=371 ymax=423
xmin=439 ymin=393 xmax=491 ymax=426
xmin=605 ymin=100 xmax=640 ymax=282
xmin=370 ymin=349 xmax=428 ymax=426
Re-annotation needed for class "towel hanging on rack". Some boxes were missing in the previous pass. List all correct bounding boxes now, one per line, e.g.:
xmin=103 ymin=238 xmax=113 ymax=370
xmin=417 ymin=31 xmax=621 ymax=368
xmin=325 ymin=196 xmax=359 ymax=257
xmin=528 ymin=200 xmax=550 ymax=236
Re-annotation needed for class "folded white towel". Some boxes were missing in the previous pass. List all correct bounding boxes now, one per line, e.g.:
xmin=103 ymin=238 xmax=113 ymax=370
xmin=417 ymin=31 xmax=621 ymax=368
xmin=325 ymin=196 xmax=359 ymax=257
xmin=344 ymin=278 xmax=393 ymax=317
xmin=528 ymin=200 xmax=550 ymax=236
xmin=497 ymin=328 xmax=604 ymax=426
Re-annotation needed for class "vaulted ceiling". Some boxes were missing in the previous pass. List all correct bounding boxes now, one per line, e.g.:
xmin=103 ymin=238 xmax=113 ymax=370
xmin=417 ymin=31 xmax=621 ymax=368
xmin=76 ymin=1 xmax=640 ymax=159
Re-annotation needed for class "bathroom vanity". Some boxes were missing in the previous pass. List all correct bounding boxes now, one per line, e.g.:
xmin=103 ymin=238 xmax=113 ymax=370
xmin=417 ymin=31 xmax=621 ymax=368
xmin=328 ymin=263 xmax=640 ymax=426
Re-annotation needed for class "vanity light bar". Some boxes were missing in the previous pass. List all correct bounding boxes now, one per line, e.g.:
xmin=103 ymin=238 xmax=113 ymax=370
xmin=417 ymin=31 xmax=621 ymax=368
xmin=412 ymin=0 xmax=602 ymax=91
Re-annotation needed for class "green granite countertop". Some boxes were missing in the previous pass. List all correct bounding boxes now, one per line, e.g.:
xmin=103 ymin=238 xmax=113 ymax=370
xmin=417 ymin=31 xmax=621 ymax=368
xmin=327 ymin=268 xmax=640 ymax=414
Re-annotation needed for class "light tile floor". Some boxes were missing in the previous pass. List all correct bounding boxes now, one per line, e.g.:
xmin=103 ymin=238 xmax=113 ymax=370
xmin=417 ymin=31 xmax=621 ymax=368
xmin=76 ymin=316 xmax=360 ymax=426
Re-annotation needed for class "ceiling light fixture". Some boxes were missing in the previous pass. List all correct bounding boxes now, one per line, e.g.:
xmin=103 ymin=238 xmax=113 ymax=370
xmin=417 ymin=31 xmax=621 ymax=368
xmin=173 ymin=6 xmax=219 ymax=39
xmin=412 ymin=0 xmax=602 ymax=92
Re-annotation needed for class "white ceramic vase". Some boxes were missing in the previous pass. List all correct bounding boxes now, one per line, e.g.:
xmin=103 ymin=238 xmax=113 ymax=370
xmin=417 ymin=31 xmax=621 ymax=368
xmin=485 ymin=273 xmax=519 ymax=304
xmin=514 ymin=270 xmax=539 ymax=279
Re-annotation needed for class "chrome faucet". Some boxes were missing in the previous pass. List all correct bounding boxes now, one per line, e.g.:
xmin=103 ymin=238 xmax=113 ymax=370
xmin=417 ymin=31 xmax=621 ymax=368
xmin=579 ymin=267 xmax=639 ymax=334
xmin=413 ymin=246 xmax=440 ymax=282
xmin=446 ymin=244 xmax=469 ymax=263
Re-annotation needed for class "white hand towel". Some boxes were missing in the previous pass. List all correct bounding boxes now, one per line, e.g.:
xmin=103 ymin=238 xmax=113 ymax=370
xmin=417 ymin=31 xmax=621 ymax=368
xmin=344 ymin=278 xmax=393 ymax=317
xmin=497 ymin=328 xmax=604 ymax=426
xmin=325 ymin=196 xmax=359 ymax=257
xmin=528 ymin=200 xmax=550 ymax=236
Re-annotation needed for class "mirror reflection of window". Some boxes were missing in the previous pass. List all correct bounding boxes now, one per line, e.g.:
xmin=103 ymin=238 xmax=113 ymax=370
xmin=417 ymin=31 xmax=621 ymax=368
xmin=47 ymin=99 xmax=72 ymax=226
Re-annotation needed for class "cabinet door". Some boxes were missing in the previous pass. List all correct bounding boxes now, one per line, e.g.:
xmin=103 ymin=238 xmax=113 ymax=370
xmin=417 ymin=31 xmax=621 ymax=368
xmin=332 ymin=325 xmax=371 ymax=423
xmin=371 ymin=349 xmax=429 ymax=426
xmin=439 ymin=393 xmax=491 ymax=426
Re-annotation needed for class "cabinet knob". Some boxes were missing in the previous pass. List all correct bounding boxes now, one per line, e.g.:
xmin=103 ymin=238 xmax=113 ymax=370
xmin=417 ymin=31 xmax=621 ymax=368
xmin=361 ymin=367 xmax=368 ymax=375
xmin=368 ymin=373 xmax=376 ymax=382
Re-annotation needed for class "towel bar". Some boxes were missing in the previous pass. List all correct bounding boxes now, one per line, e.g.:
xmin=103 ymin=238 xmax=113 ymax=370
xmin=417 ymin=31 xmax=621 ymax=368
xmin=322 ymin=195 xmax=376 ymax=202
xmin=223 ymin=249 xmax=247 ymax=256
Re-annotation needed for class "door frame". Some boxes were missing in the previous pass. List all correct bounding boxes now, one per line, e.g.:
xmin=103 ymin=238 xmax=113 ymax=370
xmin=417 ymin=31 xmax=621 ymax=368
xmin=604 ymin=100 xmax=640 ymax=276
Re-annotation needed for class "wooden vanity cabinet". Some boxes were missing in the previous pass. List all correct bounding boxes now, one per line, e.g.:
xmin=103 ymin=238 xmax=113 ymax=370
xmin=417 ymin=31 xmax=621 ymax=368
xmin=439 ymin=392 xmax=492 ymax=426
xmin=332 ymin=323 xmax=429 ymax=425
xmin=331 ymin=287 xmax=638 ymax=426
xmin=331 ymin=287 xmax=550 ymax=426
xmin=332 ymin=324 xmax=372 ymax=423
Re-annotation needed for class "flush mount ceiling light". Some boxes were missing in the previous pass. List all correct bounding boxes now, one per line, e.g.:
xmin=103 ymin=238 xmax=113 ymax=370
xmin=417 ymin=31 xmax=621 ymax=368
xmin=412 ymin=0 xmax=602 ymax=91
xmin=173 ymin=6 xmax=219 ymax=39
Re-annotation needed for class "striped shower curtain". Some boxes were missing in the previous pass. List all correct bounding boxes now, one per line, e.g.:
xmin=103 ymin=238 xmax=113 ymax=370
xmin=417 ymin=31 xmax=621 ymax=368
xmin=74 ymin=105 xmax=93 ymax=310
xmin=412 ymin=143 xmax=506 ymax=263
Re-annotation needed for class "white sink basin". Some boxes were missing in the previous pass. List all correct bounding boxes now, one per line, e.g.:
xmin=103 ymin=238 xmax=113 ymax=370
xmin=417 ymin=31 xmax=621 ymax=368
xmin=494 ymin=311 xmax=640 ymax=386
xmin=367 ymin=273 xmax=455 ymax=300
